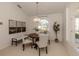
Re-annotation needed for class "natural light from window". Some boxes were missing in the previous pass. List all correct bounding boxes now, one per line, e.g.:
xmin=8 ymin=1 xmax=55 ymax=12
xmin=75 ymin=18 xmax=79 ymax=32
xmin=75 ymin=18 xmax=79 ymax=43
xmin=38 ymin=19 xmax=48 ymax=32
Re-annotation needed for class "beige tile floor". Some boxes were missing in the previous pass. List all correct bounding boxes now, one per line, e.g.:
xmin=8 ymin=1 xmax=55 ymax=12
xmin=0 ymin=41 xmax=69 ymax=56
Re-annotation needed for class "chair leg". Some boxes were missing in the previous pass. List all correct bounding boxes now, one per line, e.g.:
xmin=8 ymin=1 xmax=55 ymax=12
xmin=48 ymin=40 xmax=50 ymax=45
xmin=46 ymin=47 xmax=48 ymax=54
xmin=16 ymin=41 xmax=17 ymax=46
xmin=23 ymin=44 xmax=25 ymax=51
xmin=31 ymin=43 xmax=32 ymax=48
xmin=11 ymin=39 xmax=13 ymax=45
xmin=39 ymin=48 xmax=40 ymax=56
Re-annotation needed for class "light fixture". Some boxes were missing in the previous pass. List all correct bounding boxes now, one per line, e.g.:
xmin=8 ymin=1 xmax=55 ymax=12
xmin=33 ymin=2 xmax=40 ymax=22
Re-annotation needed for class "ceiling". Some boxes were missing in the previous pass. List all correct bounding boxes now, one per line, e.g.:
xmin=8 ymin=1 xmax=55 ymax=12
xmin=15 ymin=2 xmax=69 ymax=16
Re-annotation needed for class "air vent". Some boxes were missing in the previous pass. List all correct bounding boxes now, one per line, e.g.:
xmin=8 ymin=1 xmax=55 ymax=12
xmin=17 ymin=4 xmax=22 ymax=8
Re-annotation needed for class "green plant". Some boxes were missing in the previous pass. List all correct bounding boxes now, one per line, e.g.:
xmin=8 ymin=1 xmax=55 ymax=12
xmin=34 ymin=27 xmax=39 ymax=31
xmin=53 ymin=22 xmax=60 ymax=42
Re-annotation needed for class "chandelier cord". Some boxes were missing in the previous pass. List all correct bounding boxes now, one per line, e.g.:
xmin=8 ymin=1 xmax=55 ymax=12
xmin=33 ymin=2 xmax=40 ymax=22
xmin=36 ymin=2 xmax=39 ymax=17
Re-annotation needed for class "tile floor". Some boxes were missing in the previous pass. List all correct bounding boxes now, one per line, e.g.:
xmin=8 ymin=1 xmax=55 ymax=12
xmin=0 ymin=41 xmax=69 ymax=56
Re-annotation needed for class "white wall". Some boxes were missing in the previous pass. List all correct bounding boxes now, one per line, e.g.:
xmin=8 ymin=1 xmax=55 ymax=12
xmin=63 ymin=3 xmax=79 ymax=55
xmin=48 ymin=13 xmax=63 ymax=42
xmin=27 ymin=13 xmax=63 ymax=42
xmin=0 ymin=3 xmax=29 ymax=50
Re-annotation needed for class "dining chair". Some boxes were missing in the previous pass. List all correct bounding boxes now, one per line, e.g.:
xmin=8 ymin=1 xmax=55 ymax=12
xmin=36 ymin=33 xmax=48 ymax=56
xmin=22 ymin=36 xmax=32 ymax=51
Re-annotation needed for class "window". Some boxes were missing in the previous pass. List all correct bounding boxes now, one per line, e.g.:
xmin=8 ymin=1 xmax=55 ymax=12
xmin=75 ymin=18 xmax=79 ymax=41
xmin=38 ymin=18 xmax=49 ymax=32
xmin=75 ymin=18 xmax=79 ymax=32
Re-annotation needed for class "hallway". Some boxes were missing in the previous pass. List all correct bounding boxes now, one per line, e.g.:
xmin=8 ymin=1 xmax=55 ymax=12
xmin=0 ymin=41 xmax=69 ymax=56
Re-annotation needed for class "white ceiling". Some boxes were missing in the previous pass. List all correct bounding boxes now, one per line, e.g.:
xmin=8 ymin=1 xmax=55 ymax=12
xmin=15 ymin=2 xmax=69 ymax=16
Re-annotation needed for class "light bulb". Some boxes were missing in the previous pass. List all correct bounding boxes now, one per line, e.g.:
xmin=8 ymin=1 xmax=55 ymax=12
xmin=33 ymin=17 xmax=40 ymax=22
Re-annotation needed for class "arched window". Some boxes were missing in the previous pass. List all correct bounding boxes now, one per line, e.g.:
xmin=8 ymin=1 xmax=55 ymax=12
xmin=38 ymin=18 xmax=49 ymax=32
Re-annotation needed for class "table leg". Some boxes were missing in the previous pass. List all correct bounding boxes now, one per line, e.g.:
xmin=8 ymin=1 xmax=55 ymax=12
xmin=23 ymin=44 xmax=25 ymax=51
xmin=11 ymin=39 xmax=13 ymax=45
xmin=39 ymin=48 xmax=40 ymax=56
xmin=46 ymin=47 xmax=48 ymax=54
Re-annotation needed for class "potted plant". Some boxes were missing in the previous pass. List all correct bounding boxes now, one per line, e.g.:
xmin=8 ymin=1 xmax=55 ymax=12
xmin=53 ymin=22 xmax=60 ymax=42
xmin=34 ymin=27 xmax=39 ymax=31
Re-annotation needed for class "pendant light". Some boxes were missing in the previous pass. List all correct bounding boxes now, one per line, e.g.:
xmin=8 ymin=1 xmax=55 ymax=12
xmin=33 ymin=2 xmax=40 ymax=22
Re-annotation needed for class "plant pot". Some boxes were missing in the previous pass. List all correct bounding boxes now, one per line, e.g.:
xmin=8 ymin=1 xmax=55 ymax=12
xmin=55 ymin=38 xmax=59 ymax=42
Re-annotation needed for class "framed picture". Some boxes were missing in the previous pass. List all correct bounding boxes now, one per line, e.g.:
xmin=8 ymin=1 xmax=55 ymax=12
xmin=9 ymin=27 xmax=17 ymax=34
xmin=17 ymin=27 xmax=22 ymax=33
xmin=16 ymin=21 xmax=22 ymax=27
xmin=21 ymin=22 xmax=26 ymax=32
xmin=22 ymin=27 xmax=26 ymax=32
xmin=9 ymin=20 xmax=16 ymax=27
xmin=9 ymin=20 xmax=26 ymax=34
xmin=9 ymin=20 xmax=17 ymax=34
xmin=16 ymin=21 xmax=22 ymax=33
xmin=21 ymin=22 xmax=26 ymax=27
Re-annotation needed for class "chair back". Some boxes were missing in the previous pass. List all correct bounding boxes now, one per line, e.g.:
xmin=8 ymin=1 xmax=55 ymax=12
xmin=38 ymin=33 xmax=48 ymax=47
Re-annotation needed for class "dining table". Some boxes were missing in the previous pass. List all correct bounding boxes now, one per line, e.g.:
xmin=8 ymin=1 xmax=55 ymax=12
xmin=28 ymin=33 xmax=39 ymax=48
